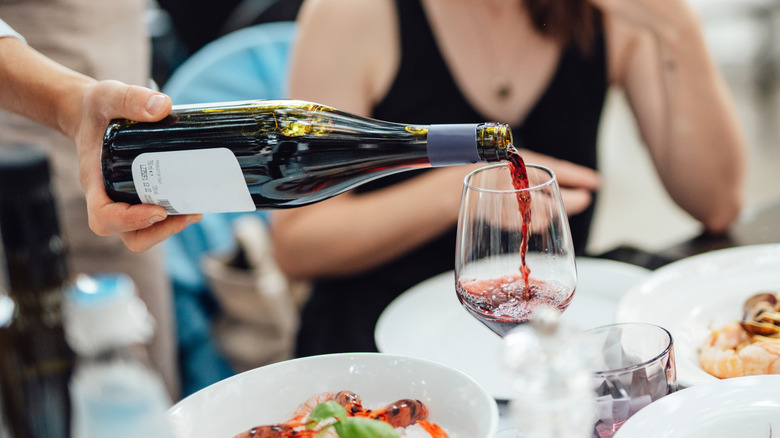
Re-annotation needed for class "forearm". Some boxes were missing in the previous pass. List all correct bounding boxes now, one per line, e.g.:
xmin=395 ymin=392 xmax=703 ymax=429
xmin=656 ymin=25 xmax=745 ymax=230
xmin=625 ymin=11 xmax=746 ymax=232
xmin=271 ymin=168 xmax=467 ymax=278
xmin=0 ymin=36 xmax=95 ymax=139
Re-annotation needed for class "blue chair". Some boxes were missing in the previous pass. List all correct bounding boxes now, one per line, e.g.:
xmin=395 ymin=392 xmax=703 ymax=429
xmin=161 ymin=20 xmax=297 ymax=398
xmin=163 ymin=21 xmax=295 ymax=104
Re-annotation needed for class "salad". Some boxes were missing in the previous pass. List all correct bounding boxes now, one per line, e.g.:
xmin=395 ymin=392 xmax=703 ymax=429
xmin=232 ymin=390 xmax=449 ymax=438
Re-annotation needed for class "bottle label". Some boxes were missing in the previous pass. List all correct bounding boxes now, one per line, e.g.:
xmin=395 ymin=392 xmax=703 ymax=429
xmin=131 ymin=148 xmax=255 ymax=214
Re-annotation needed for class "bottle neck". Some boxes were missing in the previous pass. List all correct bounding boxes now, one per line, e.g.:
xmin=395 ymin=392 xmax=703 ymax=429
xmin=426 ymin=123 xmax=514 ymax=167
xmin=476 ymin=123 xmax=514 ymax=163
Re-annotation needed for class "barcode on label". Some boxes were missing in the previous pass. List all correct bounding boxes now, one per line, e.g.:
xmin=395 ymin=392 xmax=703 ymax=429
xmin=157 ymin=199 xmax=180 ymax=215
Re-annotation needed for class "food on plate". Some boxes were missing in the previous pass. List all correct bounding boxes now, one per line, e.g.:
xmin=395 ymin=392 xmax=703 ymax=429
xmin=233 ymin=390 xmax=449 ymax=438
xmin=699 ymin=292 xmax=780 ymax=378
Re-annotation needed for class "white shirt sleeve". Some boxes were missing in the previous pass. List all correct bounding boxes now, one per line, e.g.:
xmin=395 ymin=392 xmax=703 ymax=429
xmin=0 ymin=18 xmax=26 ymax=43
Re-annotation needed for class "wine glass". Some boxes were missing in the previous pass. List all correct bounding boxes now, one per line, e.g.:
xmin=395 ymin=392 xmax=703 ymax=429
xmin=455 ymin=163 xmax=576 ymax=337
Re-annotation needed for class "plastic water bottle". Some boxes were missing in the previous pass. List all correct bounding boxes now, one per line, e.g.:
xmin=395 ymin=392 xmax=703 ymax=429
xmin=63 ymin=273 xmax=173 ymax=438
xmin=502 ymin=307 xmax=597 ymax=438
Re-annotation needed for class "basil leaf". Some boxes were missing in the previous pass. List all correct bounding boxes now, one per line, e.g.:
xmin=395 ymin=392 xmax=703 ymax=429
xmin=308 ymin=401 xmax=348 ymax=428
xmin=334 ymin=417 xmax=400 ymax=438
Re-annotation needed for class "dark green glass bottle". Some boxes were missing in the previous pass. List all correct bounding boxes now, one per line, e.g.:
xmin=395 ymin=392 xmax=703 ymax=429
xmin=101 ymin=99 xmax=514 ymax=214
xmin=0 ymin=146 xmax=75 ymax=438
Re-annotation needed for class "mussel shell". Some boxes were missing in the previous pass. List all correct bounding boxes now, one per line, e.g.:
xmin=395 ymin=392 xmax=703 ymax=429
xmin=739 ymin=320 xmax=780 ymax=337
xmin=757 ymin=311 xmax=780 ymax=325
xmin=743 ymin=292 xmax=780 ymax=322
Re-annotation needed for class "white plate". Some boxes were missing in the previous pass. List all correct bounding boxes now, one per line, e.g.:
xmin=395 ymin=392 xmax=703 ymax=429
xmin=168 ymin=353 xmax=498 ymax=438
xmin=614 ymin=375 xmax=780 ymax=438
xmin=615 ymin=244 xmax=780 ymax=388
xmin=375 ymin=257 xmax=650 ymax=400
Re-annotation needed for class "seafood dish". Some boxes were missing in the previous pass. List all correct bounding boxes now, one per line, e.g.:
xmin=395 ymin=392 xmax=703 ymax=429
xmin=232 ymin=390 xmax=449 ymax=438
xmin=167 ymin=352 xmax=498 ymax=438
xmin=699 ymin=292 xmax=780 ymax=378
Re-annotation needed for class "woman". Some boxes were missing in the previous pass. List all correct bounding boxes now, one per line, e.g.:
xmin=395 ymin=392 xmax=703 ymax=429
xmin=271 ymin=0 xmax=746 ymax=356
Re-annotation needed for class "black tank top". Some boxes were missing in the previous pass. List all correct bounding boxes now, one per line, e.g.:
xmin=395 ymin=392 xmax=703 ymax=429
xmin=295 ymin=0 xmax=607 ymax=357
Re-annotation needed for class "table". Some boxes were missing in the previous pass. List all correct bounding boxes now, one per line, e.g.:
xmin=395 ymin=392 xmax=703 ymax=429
xmin=596 ymin=200 xmax=780 ymax=270
xmin=658 ymin=201 xmax=780 ymax=259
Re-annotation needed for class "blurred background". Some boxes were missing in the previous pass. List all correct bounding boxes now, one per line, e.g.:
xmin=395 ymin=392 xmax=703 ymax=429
xmin=145 ymin=0 xmax=780 ymax=255
xmin=589 ymin=0 xmax=780 ymax=254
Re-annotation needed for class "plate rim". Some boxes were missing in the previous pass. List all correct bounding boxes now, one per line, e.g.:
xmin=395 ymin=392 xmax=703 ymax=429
xmin=613 ymin=374 xmax=780 ymax=437
xmin=615 ymin=244 xmax=780 ymax=387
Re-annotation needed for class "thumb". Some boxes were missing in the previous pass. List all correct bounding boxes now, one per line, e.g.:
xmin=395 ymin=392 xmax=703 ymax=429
xmin=94 ymin=81 xmax=172 ymax=122
xmin=122 ymin=85 xmax=172 ymax=121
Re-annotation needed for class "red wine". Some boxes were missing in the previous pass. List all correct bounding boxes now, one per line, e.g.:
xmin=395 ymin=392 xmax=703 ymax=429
xmin=593 ymin=418 xmax=628 ymax=438
xmin=507 ymin=151 xmax=531 ymax=286
xmin=101 ymin=100 xmax=514 ymax=214
xmin=456 ymin=274 xmax=574 ymax=337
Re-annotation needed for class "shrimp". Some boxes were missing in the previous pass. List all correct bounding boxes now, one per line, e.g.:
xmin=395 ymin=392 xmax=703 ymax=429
xmin=288 ymin=392 xmax=338 ymax=424
xmin=699 ymin=322 xmax=780 ymax=378
xmin=416 ymin=420 xmax=449 ymax=438
xmin=326 ymin=393 xmax=429 ymax=428
xmin=334 ymin=390 xmax=362 ymax=406
xmin=232 ymin=424 xmax=309 ymax=438
xmin=334 ymin=390 xmax=365 ymax=416
xmin=358 ymin=399 xmax=429 ymax=428
xmin=287 ymin=390 xmax=360 ymax=425
xmin=235 ymin=391 xmax=359 ymax=438
xmin=233 ymin=392 xmax=439 ymax=438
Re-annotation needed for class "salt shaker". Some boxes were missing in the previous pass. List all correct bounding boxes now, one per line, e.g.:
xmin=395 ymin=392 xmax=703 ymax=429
xmin=502 ymin=307 xmax=597 ymax=438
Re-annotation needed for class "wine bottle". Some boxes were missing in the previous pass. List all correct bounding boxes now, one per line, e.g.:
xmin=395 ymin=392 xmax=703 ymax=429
xmin=0 ymin=146 xmax=75 ymax=438
xmin=101 ymin=99 xmax=515 ymax=214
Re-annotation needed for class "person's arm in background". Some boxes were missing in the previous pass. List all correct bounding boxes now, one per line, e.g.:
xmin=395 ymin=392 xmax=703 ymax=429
xmin=270 ymin=0 xmax=601 ymax=278
xmin=0 ymin=25 xmax=201 ymax=252
xmin=594 ymin=0 xmax=747 ymax=233
xmin=271 ymin=0 xmax=460 ymax=278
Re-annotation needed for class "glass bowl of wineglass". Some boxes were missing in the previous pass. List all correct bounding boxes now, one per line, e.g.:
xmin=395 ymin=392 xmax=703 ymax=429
xmin=455 ymin=161 xmax=576 ymax=337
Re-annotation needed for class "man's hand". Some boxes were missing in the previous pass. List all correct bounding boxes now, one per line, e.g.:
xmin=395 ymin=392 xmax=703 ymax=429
xmin=72 ymin=81 xmax=202 ymax=252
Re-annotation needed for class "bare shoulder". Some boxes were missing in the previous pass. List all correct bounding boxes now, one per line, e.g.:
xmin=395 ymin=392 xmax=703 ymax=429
xmin=293 ymin=0 xmax=398 ymax=111
xmin=601 ymin=11 xmax=655 ymax=87
xmin=297 ymin=0 xmax=395 ymax=40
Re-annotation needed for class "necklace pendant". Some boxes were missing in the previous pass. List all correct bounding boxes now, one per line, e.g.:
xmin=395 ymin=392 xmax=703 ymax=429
xmin=493 ymin=77 xmax=510 ymax=99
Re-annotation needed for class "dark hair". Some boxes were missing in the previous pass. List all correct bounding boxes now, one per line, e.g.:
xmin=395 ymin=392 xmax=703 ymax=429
xmin=524 ymin=0 xmax=600 ymax=53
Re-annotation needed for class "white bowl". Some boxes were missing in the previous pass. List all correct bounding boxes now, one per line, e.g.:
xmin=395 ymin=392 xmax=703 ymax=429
xmin=615 ymin=244 xmax=780 ymax=387
xmin=168 ymin=353 xmax=499 ymax=437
